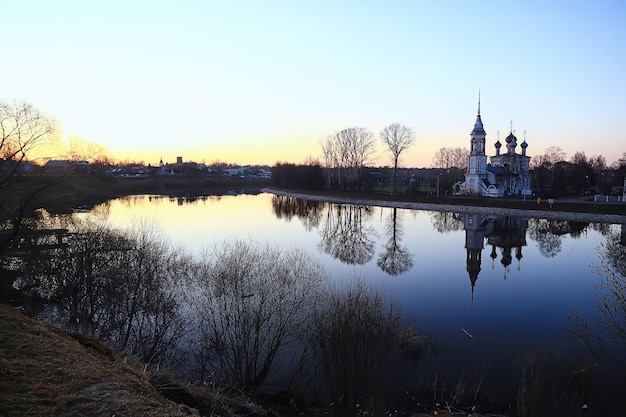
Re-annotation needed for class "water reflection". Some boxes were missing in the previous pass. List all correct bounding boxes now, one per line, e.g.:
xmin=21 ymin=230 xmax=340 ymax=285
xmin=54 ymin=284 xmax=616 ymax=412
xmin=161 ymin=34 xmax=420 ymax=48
xmin=4 ymin=193 xmax=626 ymax=413
xmin=270 ymin=195 xmax=325 ymax=231
xmin=377 ymin=208 xmax=413 ymax=276
xmin=319 ymin=204 xmax=377 ymax=265
xmin=459 ymin=213 xmax=528 ymax=311
xmin=271 ymin=197 xmax=414 ymax=274
xmin=568 ymin=224 xmax=626 ymax=365
xmin=429 ymin=211 xmax=465 ymax=233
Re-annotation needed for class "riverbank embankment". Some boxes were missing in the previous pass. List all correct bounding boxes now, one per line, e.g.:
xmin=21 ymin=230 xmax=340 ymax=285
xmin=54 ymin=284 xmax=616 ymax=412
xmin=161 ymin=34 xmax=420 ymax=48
xmin=263 ymin=188 xmax=626 ymax=224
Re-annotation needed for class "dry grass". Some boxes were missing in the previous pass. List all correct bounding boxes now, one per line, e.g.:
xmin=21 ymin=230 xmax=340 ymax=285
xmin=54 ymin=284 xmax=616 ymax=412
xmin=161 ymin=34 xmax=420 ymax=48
xmin=0 ymin=304 xmax=200 ymax=417
xmin=1 ymin=304 xmax=501 ymax=417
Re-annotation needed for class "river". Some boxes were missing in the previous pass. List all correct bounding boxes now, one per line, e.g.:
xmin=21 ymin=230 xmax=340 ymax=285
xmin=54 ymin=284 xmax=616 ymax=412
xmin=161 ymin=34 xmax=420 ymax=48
xmin=75 ymin=191 xmax=626 ymax=411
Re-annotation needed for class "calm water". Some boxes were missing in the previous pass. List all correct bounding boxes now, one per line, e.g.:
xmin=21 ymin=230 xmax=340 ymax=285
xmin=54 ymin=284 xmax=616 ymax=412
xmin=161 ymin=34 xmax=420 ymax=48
xmin=90 ymin=192 xmax=625 ymax=403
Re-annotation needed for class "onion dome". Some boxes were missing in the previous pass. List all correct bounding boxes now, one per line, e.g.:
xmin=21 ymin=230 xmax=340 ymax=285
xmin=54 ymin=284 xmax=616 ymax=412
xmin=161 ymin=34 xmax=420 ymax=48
xmin=505 ymin=132 xmax=517 ymax=143
xmin=520 ymin=140 xmax=528 ymax=149
xmin=495 ymin=140 xmax=501 ymax=149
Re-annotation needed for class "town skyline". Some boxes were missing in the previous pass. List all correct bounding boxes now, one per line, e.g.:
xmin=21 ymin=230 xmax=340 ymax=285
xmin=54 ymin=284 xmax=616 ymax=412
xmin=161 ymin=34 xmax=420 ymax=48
xmin=2 ymin=1 xmax=624 ymax=167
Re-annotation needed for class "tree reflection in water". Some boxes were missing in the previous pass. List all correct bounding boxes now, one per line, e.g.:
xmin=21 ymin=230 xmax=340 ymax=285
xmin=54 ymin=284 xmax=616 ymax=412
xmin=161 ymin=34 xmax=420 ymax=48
xmin=270 ymin=195 xmax=326 ymax=231
xmin=526 ymin=218 xmax=564 ymax=257
xmin=377 ymin=207 xmax=413 ymax=276
xmin=569 ymin=224 xmax=626 ymax=370
xmin=7 ymin=214 xmax=190 ymax=366
xmin=429 ymin=211 xmax=464 ymax=234
xmin=319 ymin=204 xmax=376 ymax=265
xmin=5 ymin=193 xmax=626 ymax=414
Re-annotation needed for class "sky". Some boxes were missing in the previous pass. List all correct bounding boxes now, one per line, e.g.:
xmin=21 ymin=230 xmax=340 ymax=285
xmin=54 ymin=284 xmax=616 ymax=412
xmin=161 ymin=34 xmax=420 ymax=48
xmin=2 ymin=1 xmax=625 ymax=168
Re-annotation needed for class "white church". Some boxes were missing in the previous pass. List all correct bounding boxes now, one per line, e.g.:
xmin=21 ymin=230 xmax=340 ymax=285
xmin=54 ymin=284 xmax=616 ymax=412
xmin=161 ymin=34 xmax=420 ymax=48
xmin=453 ymin=98 xmax=531 ymax=197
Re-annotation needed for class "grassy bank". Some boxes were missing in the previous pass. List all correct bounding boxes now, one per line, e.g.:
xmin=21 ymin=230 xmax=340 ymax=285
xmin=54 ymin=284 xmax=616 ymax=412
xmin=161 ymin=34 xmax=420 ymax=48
xmin=1 ymin=303 xmax=510 ymax=417
xmin=0 ymin=304 xmax=283 ymax=417
xmin=0 ymin=304 xmax=200 ymax=416
xmin=7 ymin=174 xmax=271 ymax=214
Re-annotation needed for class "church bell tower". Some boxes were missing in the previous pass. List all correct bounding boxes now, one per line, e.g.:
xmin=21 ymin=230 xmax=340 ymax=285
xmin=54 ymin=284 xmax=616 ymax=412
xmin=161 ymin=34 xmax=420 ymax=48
xmin=464 ymin=93 xmax=488 ymax=194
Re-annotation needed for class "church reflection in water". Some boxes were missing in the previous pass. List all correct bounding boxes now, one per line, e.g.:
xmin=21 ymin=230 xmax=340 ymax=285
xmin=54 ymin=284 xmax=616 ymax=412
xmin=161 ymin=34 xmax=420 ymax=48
xmin=462 ymin=213 xmax=529 ymax=301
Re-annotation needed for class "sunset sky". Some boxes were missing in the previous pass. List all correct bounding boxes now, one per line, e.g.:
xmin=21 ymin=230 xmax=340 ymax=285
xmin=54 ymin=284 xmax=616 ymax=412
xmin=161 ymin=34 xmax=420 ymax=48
xmin=3 ymin=1 xmax=625 ymax=167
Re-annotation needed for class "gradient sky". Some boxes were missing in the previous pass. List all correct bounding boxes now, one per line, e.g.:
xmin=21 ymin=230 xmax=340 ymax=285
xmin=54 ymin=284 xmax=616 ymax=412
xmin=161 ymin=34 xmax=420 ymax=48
xmin=3 ymin=1 xmax=625 ymax=167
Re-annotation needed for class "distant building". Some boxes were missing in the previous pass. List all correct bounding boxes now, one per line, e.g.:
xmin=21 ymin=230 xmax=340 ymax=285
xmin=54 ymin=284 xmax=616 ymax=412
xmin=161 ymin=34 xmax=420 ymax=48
xmin=454 ymin=96 xmax=531 ymax=197
xmin=44 ymin=160 xmax=71 ymax=171
xmin=167 ymin=156 xmax=198 ymax=174
xmin=44 ymin=159 xmax=90 ymax=173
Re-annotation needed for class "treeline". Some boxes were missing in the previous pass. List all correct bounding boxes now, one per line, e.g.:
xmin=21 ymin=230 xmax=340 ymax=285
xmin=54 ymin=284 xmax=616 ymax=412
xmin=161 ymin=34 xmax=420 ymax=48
xmin=271 ymin=162 xmax=325 ymax=189
xmin=272 ymin=149 xmax=626 ymax=197
xmin=271 ymin=161 xmax=465 ymax=196
xmin=530 ymin=148 xmax=626 ymax=196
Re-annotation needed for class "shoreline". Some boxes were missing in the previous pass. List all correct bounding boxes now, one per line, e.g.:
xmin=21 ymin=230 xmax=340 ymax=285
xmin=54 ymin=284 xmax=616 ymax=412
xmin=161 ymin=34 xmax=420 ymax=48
xmin=263 ymin=188 xmax=626 ymax=224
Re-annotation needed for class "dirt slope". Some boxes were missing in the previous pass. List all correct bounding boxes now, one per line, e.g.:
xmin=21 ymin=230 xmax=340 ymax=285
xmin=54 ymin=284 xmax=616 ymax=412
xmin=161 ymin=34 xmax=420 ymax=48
xmin=0 ymin=304 xmax=201 ymax=417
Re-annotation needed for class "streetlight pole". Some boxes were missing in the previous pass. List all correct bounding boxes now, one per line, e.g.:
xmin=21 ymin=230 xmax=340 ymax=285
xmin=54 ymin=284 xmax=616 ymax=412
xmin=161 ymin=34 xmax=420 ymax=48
xmin=601 ymin=172 xmax=605 ymax=194
xmin=437 ymin=173 xmax=443 ymax=197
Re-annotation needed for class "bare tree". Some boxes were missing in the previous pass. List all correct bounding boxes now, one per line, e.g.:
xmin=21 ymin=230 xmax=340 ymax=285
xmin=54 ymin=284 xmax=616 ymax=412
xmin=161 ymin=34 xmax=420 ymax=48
xmin=570 ymin=151 xmax=588 ymax=165
xmin=432 ymin=147 xmax=468 ymax=170
xmin=0 ymin=99 xmax=59 ymax=255
xmin=589 ymin=154 xmax=607 ymax=171
xmin=65 ymin=134 xmax=109 ymax=163
xmin=380 ymin=123 xmax=415 ymax=194
xmin=23 ymin=216 xmax=191 ymax=365
xmin=531 ymin=146 xmax=566 ymax=169
xmin=309 ymin=277 xmax=400 ymax=416
xmin=321 ymin=127 xmax=375 ymax=191
xmin=192 ymin=239 xmax=329 ymax=389
xmin=612 ymin=153 xmax=626 ymax=170
xmin=0 ymin=99 xmax=58 ymax=185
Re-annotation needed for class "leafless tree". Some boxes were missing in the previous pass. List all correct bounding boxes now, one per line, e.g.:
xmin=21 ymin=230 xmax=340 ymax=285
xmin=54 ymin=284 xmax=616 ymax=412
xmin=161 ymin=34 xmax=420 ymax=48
xmin=380 ymin=123 xmax=415 ymax=194
xmin=589 ymin=154 xmax=607 ymax=171
xmin=26 ymin=216 xmax=191 ymax=365
xmin=570 ymin=151 xmax=588 ymax=165
xmin=530 ymin=146 xmax=566 ymax=169
xmin=611 ymin=153 xmax=626 ymax=170
xmin=0 ymin=99 xmax=58 ymax=175
xmin=309 ymin=277 xmax=400 ymax=416
xmin=191 ymin=239 xmax=329 ymax=389
xmin=321 ymin=127 xmax=375 ymax=191
xmin=0 ymin=99 xmax=59 ymax=254
xmin=65 ymin=134 xmax=109 ymax=163
xmin=432 ymin=147 xmax=468 ymax=170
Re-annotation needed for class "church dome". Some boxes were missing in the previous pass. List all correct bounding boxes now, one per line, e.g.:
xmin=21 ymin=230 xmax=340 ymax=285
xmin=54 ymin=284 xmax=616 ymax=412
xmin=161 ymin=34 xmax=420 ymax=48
xmin=505 ymin=132 xmax=517 ymax=143
xmin=495 ymin=140 xmax=501 ymax=149
xmin=520 ymin=140 xmax=528 ymax=149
